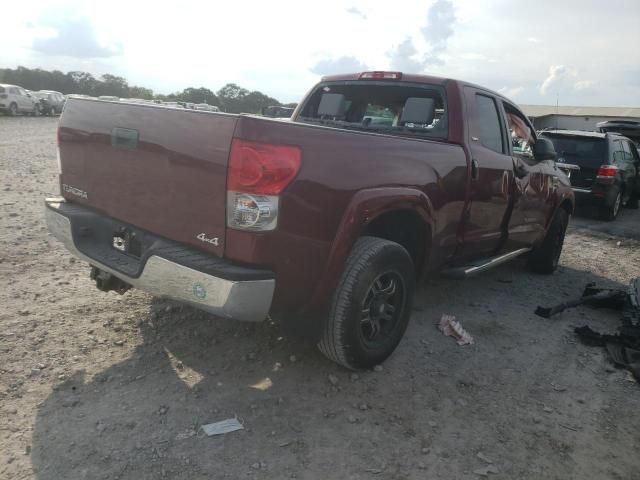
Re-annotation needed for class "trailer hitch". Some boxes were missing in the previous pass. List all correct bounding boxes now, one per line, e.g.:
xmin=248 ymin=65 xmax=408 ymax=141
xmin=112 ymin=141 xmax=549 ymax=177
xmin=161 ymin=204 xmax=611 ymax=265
xmin=90 ymin=267 xmax=131 ymax=295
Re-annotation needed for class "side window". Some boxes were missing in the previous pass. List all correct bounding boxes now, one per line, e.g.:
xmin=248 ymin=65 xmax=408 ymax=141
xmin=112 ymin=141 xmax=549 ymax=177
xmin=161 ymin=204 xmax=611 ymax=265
xmin=622 ymin=141 xmax=637 ymax=162
xmin=10 ymin=88 xmax=19 ymax=95
xmin=475 ymin=94 xmax=504 ymax=153
xmin=503 ymin=104 xmax=534 ymax=157
xmin=612 ymin=140 xmax=625 ymax=164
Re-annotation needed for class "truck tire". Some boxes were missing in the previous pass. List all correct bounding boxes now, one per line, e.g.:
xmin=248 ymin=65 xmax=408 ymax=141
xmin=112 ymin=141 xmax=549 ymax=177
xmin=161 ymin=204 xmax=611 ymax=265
xmin=527 ymin=208 xmax=568 ymax=274
xmin=602 ymin=190 xmax=622 ymax=221
xmin=8 ymin=103 xmax=18 ymax=116
xmin=318 ymin=236 xmax=415 ymax=370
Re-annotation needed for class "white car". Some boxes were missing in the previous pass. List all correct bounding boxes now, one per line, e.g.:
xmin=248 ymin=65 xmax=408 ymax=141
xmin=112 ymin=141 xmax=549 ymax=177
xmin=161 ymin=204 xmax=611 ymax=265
xmin=161 ymin=102 xmax=185 ymax=109
xmin=0 ymin=84 xmax=38 ymax=116
xmin=194 ymin=103 xmax=220 ymax=112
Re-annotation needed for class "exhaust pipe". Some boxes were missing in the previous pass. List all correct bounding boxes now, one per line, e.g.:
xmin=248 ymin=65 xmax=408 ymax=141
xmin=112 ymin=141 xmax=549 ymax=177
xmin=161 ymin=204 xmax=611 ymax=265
xmin=90 ymin=267 xmax=131 ymax=294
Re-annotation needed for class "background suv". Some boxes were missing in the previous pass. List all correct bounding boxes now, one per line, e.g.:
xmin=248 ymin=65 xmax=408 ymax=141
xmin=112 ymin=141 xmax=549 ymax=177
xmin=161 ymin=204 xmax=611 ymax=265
xmin=0 ymin=84 xmax=38 ymax=116
xmin=541 ymin=130 xmax=640 ymax=220
xmin=31 ymin=90 xmax=66 ymax=115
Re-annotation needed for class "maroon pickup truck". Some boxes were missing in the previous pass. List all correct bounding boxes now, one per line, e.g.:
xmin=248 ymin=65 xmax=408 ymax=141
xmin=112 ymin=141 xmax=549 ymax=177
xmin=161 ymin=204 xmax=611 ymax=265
xmin=45 ymin=71 xmax=574 ymax=369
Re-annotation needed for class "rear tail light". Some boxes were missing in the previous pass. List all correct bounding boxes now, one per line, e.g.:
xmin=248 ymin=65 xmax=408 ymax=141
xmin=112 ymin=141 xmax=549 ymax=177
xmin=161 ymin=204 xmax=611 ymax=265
xmin=226 ymin=139 xmax=301 ymax=231
xmin=597 ymin=165 xmax=618 ymax=178
xmin=359 ymin=71 xmax=402 ymax=80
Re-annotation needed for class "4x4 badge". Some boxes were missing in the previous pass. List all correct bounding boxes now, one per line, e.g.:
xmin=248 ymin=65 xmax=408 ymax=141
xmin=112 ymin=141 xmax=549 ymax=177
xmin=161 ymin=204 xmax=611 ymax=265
xmin=196 ymin=233 xmax=219 ymax=246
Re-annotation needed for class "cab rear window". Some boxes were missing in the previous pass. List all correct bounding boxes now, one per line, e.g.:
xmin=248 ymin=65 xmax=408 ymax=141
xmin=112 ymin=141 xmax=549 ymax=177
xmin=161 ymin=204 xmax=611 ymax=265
xmin=298 ymin=81 xmax=448 ymax=140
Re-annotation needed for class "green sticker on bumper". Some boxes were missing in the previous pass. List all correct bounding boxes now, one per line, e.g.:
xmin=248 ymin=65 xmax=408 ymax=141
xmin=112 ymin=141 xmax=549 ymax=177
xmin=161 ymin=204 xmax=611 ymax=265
xmin=193 ymin=282 xmax=207 ymax=299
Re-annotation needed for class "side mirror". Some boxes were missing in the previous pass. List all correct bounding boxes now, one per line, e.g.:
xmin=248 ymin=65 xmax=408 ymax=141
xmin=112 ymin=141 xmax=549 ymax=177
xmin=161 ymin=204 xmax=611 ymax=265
xmin=533 ymin=137 xmax=557 ymax=161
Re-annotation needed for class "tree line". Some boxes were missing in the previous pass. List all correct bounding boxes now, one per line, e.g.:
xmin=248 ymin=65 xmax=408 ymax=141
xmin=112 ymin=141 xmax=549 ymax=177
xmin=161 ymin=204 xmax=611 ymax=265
xmin=0 ymin=66 xmax=296 ymax=114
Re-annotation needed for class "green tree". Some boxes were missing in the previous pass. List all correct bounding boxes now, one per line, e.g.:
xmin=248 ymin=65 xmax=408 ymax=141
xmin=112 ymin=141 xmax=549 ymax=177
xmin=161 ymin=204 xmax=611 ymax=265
xmin=68 ymin=71 xmax=99 ymax=95
xmin=0 ymin=67 xmax=287 ymax=109
xmin=97 ymin=74 xmax=129 ymax=97
xmin=217 ymin=83 xmax=250 ymax=112
xmin=128 ymin=85 xmax=155 ymax=99
xmin=175 ymin=87 xmax=219 ymax=105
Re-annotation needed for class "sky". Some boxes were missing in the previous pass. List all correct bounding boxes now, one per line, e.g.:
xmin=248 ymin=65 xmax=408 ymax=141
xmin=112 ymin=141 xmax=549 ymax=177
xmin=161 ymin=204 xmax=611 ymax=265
xmin=2 ymin=0 xmax=639 ymax=106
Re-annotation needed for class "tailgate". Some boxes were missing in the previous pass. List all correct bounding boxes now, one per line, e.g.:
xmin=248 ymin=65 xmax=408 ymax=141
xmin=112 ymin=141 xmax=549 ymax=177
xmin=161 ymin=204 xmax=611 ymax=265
xmin=566 ymin=165 xmax=598 ymax=189
xmin=58 ymin=98 xmax=237 ymax=257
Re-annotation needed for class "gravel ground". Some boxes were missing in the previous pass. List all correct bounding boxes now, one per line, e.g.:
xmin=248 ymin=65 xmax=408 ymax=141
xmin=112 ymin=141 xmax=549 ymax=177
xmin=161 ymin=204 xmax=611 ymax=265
xmin=1 ymin=116 xmax=639 ymax=480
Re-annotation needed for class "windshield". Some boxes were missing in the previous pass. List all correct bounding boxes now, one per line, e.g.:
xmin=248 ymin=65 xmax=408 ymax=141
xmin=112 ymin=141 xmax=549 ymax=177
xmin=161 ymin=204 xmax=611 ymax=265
xmin=297 ymin=82 xmax=447 ymax=140
xmin=543 ymin=134 xmax=607 ymax=168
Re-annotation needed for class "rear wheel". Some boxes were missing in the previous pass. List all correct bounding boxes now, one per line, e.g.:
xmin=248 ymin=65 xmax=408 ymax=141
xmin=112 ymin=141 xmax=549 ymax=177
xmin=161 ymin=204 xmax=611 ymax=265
xmin=318 ymin=236 xmax=415 ymax=370
xmin=602 ymin=190 xmax=622 ymax=221
xmin=527 ymin=208 xmax=568 ymax=274
xmin=8 ymin=103 xmax=18 ymax=116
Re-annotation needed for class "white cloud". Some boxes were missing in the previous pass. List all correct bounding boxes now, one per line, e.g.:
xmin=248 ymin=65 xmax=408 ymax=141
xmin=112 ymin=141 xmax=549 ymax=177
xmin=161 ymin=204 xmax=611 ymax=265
xmin=310 ymin=56 xmax=369 ymax=75
xmin=540 ymin=65 xmax=570 ymax=95
xmin=574 ymin=79 xmax=596 ymax=90
xmin=388 ymin=38 xmax=424 ymax=72
xmin=387 ymin=0 xmax=456 ymax=73
xmin=499 ymin=86 xmax=524 ymax=98
xmin=0 ymin=0 xmax=638 ymax=106
xmin=540 ymin=66 xmax=598 ymax=96
xmin=345 ymin=7 xmax=367 ymax=19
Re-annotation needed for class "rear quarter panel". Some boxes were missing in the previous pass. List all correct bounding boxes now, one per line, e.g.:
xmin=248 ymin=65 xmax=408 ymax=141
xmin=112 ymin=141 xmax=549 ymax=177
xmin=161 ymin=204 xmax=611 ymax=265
xmin=227 ymin=116 xmax=468 ymax=313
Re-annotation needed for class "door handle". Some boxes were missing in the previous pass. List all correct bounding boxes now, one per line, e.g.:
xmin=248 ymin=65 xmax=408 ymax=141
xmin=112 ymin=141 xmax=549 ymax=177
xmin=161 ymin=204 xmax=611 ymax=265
xmin=471 ymin=158 xmax=479 ymax=180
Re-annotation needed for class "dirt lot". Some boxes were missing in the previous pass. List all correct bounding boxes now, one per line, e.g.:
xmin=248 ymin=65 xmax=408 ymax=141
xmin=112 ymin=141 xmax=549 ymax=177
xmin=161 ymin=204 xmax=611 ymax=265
xmin=1 ymin=116 xmax=639 ymax=480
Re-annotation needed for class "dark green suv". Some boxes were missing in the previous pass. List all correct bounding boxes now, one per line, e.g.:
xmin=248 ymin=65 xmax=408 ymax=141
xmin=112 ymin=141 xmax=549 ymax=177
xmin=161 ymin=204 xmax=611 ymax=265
xmin=540 ymin=129 xmax=640 ymax=221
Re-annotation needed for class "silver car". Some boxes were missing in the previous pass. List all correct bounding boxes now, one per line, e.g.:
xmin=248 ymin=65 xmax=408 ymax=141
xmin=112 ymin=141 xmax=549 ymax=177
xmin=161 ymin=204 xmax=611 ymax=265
xmin=0 ymin=84 xmax=38 ymax=116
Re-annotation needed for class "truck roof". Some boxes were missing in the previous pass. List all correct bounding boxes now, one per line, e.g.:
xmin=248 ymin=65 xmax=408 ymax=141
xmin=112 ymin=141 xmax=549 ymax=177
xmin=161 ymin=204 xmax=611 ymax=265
xmin=319 ymin=71 xmax=520 ymax=106
xmin=320 ymin=72 xmax=450 ymax=86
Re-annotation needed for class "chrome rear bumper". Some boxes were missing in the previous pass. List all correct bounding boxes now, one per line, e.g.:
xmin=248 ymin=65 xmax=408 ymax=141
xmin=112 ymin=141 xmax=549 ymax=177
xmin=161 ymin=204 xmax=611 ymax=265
xmin=45 ymin=199 xmax=275 ymax=322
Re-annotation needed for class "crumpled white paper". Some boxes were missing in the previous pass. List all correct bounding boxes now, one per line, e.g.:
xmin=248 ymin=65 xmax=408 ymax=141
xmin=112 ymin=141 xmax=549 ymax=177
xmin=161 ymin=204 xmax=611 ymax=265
xmin=437 ymin=314 xmax=474 ymax=346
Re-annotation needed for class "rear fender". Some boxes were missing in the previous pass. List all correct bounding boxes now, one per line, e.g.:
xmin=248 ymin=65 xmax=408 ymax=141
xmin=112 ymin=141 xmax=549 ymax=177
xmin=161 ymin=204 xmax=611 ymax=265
xmin=308 ymin=187 xmax=434 ymax=309
xmin=544 ymin=185 xmax=574 ymax=233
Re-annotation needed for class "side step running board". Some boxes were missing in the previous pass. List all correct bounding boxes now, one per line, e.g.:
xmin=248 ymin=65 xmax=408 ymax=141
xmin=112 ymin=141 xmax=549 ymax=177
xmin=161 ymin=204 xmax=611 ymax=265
xmin=441 ymin=248 xmax=531 ymax=279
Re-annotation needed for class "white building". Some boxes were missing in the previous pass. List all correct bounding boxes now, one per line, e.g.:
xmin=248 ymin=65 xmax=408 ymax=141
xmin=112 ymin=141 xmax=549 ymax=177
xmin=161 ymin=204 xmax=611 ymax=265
xmin=520 ymin=105 xmax=640 ymax=132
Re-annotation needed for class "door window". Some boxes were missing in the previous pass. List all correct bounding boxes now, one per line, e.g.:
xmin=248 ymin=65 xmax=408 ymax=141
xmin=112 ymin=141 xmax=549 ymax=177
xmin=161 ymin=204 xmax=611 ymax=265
xmin=503 ymin=103 xmax=534 ymax=157
xmin=622 ymin=140 xmax=638 ymax=163
xmin=612 ymin=140 xmax=625 ymax=164
xmin=475 ymin=94 xmax=504 ymax=153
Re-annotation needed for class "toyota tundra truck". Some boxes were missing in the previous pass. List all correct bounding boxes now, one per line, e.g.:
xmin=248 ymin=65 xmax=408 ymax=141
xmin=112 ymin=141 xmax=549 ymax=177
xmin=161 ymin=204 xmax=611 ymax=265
xmin=45 ymin=71 xmax=574 ymax=369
